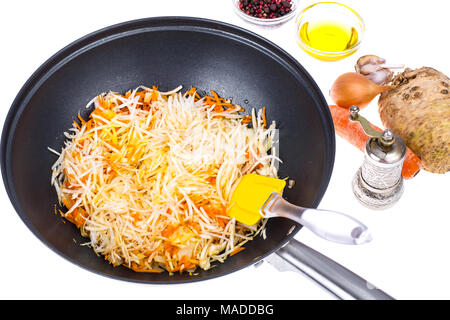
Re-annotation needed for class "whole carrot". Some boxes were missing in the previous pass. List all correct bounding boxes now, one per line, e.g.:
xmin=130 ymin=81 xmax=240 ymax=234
xmin=329 ymin=105 xmax=421 ymax=179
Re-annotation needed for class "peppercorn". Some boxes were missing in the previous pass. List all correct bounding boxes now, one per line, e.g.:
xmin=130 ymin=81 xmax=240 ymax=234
xmin=238 ymin=0 xmax=292 ymax=19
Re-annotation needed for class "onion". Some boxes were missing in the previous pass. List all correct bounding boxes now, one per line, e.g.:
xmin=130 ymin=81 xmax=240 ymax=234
xmin=330 ymin=72 xmax=391 ymax=109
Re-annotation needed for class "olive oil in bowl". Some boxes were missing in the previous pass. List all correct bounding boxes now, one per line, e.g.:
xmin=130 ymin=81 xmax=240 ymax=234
xmin=299 ymin=21 xmax=359 ymax=53
xmin=296 ymin=2 xmax=364 ymax=61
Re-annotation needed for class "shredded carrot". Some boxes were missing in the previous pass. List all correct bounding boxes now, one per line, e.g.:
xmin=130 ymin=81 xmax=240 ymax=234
xmin=262 ymin=106 xmax=267 ymax=128
xmin=73 ymin=120 xmax=81 ymax=130
xmin=186 ymin=87 xmax=197 ymax=97
xmin=210 ymin=90 xmax=220 ymax=103
xmin=151 ymin=90 xmax=159 ymax=101
xmin=130 ymin=263 xmax=164 ymax=273
xmin=230 ymin=247 xmax=245 ymax=256
xmin=77 ymin=113 xmax=85 ymax=125
xmin=242 ymin=115 xmax=252 ymax=124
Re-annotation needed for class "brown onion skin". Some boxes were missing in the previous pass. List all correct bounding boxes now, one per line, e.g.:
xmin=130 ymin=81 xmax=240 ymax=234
xmin=330 ymin=72 xmax=391 ymax=109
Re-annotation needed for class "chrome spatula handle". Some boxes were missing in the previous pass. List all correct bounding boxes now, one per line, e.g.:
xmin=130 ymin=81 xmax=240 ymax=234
xmin=261 ymin=193 xmax=371 ymax=245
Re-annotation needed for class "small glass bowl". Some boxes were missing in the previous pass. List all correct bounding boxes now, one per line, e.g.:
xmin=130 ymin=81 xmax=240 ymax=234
xmin=232 ymin=0 xmax=300 ymax=27
xmin=296 ymin=2 xmax=365 ymax=61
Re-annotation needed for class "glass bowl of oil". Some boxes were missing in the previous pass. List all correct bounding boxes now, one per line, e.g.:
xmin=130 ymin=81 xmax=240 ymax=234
xmin=296 ymin=2 xmax=365 ymax=61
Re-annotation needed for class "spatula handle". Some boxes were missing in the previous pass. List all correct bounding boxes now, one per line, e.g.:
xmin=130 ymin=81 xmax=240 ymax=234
xmin=262 ymin=193 xmax=371 ymax=245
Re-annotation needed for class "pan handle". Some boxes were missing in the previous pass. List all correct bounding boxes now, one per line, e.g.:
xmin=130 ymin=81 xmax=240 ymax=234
xmin=265 ymin=239 xmax=395 ymax=300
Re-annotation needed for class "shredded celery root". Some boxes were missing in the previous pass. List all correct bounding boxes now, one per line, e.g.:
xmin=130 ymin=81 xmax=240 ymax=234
xmin=50 ymin=85 xmax=280 ymax=274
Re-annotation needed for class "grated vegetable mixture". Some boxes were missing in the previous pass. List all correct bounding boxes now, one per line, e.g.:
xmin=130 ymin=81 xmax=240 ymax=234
xmin=50 ymin=85 xmax=280 ymax=274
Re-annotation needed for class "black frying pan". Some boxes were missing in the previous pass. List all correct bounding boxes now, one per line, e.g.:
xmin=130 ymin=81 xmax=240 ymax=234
xmin=0 ymin=17 xmax=392 ymax=299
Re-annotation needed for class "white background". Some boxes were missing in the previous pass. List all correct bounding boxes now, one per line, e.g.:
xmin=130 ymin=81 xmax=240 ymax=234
xmin=0 ymin=0 xmax=448 ymax=300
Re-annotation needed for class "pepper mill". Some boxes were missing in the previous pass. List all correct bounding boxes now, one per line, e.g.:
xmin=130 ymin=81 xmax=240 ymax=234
xmin=349 ymin=106 xmax=406 ymax=210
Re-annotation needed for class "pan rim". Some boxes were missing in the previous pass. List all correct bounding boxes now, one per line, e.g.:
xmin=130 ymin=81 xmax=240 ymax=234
xmin=0 ymin=16 xmax=335 ymax=284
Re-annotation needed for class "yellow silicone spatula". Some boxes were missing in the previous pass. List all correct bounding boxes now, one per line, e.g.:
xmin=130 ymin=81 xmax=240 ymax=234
xmin=229 ymin=174 xmax=371 ymax=245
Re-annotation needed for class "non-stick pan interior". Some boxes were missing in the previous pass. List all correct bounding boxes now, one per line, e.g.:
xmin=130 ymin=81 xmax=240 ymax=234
xmin=1 ymin=17 xmax=334 ymax=283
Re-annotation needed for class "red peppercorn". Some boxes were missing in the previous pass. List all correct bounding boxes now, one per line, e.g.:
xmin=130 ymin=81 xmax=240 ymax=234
xmin=238 ymin=0 xmax=292 ymax=19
